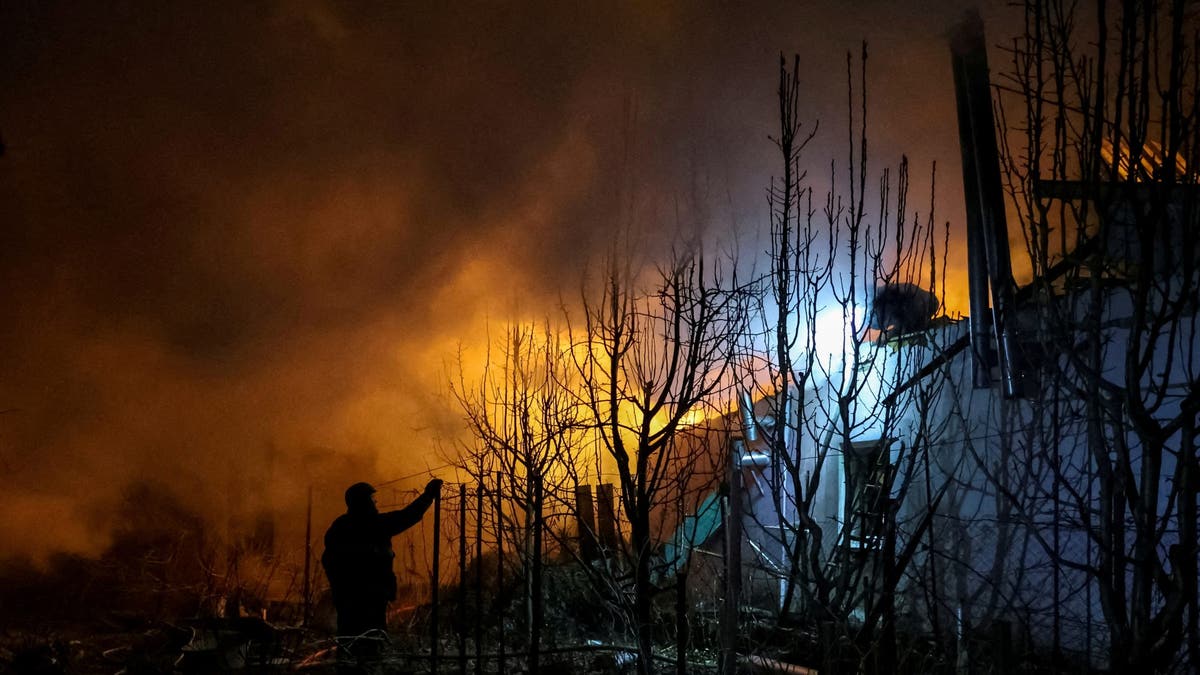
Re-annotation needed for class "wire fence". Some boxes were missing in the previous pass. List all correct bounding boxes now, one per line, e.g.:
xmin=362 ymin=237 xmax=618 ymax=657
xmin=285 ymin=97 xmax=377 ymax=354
xmin=325 ymin=476 xmax=644 ymax=674
xmin=181 ymin=466 xmax=1164 ymax=674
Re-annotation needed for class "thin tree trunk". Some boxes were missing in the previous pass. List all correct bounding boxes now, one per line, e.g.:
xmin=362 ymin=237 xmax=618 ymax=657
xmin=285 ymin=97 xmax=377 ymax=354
xmin=634 ymin=496 xmax=656 ymax=675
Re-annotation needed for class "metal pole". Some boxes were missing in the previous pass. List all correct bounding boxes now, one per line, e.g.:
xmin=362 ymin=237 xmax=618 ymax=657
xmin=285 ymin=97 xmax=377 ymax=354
xmin=952 ymin=17 xmax=996 ymax=390
xmin=952 ymin=11 xmax=1021 ymax=397
xmin=496 ymin=471 xmax=506 ymax=675
xmin=431 ymin=487 xmax=442 ymax=674
xmin=302 ymin=485 xmax=312 ymax=626
xmin=459 ymin=483 xmax=468 ymax=675
xmin=530 ymin=475 xmax=543 ymax=675
xmin=475 ymin=484 xmax=484 ymax=675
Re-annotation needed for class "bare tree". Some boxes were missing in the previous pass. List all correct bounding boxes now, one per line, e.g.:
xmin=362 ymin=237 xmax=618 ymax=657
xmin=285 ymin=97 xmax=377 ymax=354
xmin=738 ymin=49 xmax=955 ymax=672
xmin=450 ymin=321 xmax=586 ymax=671
xmin=980 ymin=0 xmax=1200 ymax=670
xmin=565 ymin=249 xmax=744 ymax=675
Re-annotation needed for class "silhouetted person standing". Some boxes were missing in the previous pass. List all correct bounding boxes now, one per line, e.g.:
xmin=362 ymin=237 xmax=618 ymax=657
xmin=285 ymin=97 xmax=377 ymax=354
xmin=322 ymin=478 xmax=442 ymax=668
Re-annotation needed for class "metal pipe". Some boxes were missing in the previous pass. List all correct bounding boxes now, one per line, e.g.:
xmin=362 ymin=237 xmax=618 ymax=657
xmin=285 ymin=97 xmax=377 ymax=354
xmin=952 ymin=10 xmax=1021 ymax=397
xmin=952 ymin=12 xmax=996 ymax=390
xmin=738 ymin=388 xmax=758 ymax=442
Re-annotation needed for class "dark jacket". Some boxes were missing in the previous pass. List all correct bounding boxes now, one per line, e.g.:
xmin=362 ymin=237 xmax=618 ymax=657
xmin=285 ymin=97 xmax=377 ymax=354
xmin=321 ymin=492 xmax=434 ymax=604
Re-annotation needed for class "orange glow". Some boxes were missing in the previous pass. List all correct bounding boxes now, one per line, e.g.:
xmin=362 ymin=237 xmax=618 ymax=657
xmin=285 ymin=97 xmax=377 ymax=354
xmin=1101 ymin=137 xmax=1191 ymax=181
xmin=0 ymin=0 xmax=991 ymax=577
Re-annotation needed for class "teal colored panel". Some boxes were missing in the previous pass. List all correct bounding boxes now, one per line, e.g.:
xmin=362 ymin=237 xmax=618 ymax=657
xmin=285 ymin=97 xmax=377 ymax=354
xmin=662 ymin=490 xmax=723 ymax=573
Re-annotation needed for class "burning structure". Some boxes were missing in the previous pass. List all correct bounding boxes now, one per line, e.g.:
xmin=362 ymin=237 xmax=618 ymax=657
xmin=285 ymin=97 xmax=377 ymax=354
xmin=663 ymin=8 xmax=1199 ymax=673
xmin=0 ymin=2 xmax=1195 ymax=673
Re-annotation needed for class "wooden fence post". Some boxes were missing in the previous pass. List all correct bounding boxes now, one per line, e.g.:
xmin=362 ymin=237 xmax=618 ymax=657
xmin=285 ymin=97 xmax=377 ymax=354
xmin=596 ymin=483 xmax=619 ymax=552
xmin=574 ymin=484 xmax=598 ymax=560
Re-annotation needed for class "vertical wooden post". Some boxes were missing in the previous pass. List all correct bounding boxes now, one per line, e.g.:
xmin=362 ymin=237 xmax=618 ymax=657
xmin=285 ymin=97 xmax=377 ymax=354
xmin=431 ymin=487 xmax=442 ymax=674
xmin=495 ymin=471 xmax=506 ymax=675
xmin=475 ymin=484 xmax=484 ymax=675
xmin=574 ymin=485 xmax=598 ymax=560
xmin=458 ymin=484 xmax=468 ymax=675
xmin=596 ymin=483 xmax=619 ymax=552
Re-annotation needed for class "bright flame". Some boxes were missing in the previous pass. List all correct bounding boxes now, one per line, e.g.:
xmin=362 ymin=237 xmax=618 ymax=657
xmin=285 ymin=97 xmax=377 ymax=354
xmin=1101 ymin=137 xmax=1190 ymax=181
xmin=677 ymin=406 xmax=712 ymax=428
xmin=809 ymin=305 xmax=866 ymax=368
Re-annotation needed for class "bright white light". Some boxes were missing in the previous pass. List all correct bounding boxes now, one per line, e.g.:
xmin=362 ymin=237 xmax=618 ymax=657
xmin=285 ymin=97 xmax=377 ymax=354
xmin=809 ymin=304 xmax=864 ymax=368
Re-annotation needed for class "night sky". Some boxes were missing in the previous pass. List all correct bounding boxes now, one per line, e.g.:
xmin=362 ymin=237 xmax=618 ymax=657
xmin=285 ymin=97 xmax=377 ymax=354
xmin=0 ymin=1 xmax=1010 ymax=561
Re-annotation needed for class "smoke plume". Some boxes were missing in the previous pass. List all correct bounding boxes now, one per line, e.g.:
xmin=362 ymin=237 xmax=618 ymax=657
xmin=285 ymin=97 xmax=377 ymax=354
xmin=0 ymin=0 xmax=1007 ymax=562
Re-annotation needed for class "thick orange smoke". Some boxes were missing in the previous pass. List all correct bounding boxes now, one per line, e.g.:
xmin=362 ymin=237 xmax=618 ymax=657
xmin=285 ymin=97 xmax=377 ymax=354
xmin=0 ymin=0 xmax=1005 ymax=566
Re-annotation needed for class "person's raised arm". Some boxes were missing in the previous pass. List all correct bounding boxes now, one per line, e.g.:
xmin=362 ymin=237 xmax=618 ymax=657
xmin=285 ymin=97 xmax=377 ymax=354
xmin=380 ymin=478 xmax=443 ymax=536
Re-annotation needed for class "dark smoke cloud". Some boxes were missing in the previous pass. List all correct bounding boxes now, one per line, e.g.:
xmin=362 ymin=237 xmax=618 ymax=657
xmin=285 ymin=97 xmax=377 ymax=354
xmin=0 ymin=0 xmax=1010 ymax=561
